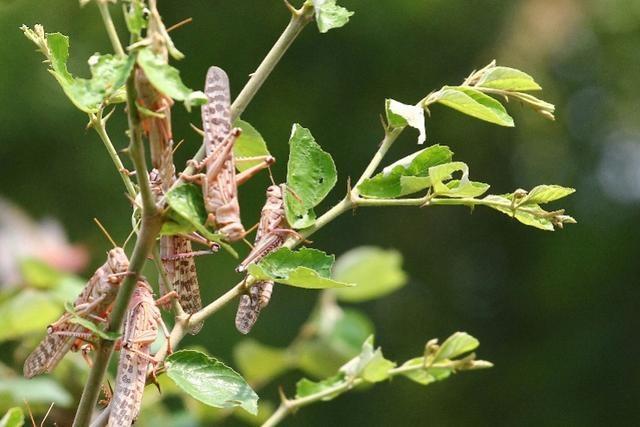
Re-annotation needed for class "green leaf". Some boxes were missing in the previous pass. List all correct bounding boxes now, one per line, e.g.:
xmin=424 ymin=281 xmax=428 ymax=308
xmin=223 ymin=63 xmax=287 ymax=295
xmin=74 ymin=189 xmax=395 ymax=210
xmin=482 ymin=195 xmax=555 ymax=231
xmin=0 ymin=378 xmax=72 ymax=407
xmin=435 ymin=86 xmax=514 ymax=127
xmin=165 ymin=350 xmax=259 ymax=415
xmin=124 ymin=0 xmax=147 ymax=36
xmin=399 ymin=358 xmax=453 ymax=386
xmin=312 ymin=0 xmax=354 ymax=33
xmin=233 ymin=119 xmax=271 ymax=173
xmin=248 ymin=248 xmax=353 ymax=289
xmin=0 ymin=407 xmax=24 ymax=427
xmin=386 ymin=99 xmax=426 ymax=144
xmin=285 ymin=124 xmax=337 ymax=228
xmin=358 ymin=145 xmax=453 ymax=198
xmin=164 ymin=184 xmax=235 ymax=255
xmin=519 ymin=185 xmax=576 ymax=205
xmin=296 ymin=308 xmax=374 ymax=378
xmin=428 ymin=161 xmax=490 ymax=198
xmin=0 ymin=290 xmax=61 ymax=341
xmin=233 ymin=340 xmax=291 ymax=386
xmin=35 ymin=31 xmax=134 ymax=113
xmin=67 ymin=316 xmax=121 ymax=341
xmin=136 ymin=48 xmax=207 ymax=111
xmin=332 ymin=247 xmax=407 ymax=302
xmin=435 ymin=332 xmax=479 ymax=361
xmin=295 ymin=375 xmax=345 ymax=401
xmin=339 ymin=336 xmax=396 ymax=382
xmin=476 ymin=66 xmax=542 ymax=91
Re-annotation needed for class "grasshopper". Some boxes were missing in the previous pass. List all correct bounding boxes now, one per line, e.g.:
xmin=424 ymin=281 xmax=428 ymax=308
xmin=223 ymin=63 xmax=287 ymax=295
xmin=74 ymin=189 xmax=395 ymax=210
xmin=182 ymin=67 xmax=273 ymax=242
xmin=235 ymin=184 xmax=296 ymax=334
xmin=150 ymin=169 xmax=207 ymax=334
xmin=108 ymin=280 xmax=171 ymax=427
xmin=23 ymin=248 xmax=130 ymax=378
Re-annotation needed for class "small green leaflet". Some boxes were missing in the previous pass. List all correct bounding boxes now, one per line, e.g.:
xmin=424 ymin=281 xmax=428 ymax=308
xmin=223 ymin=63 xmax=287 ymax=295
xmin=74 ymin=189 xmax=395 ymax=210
xmin=386 ymin=99 xmax=426 ymax=144
xmin=518 ymin=185 xmax=576 ymax=206
xmin=357 ymin=145 xmax=453 ymax=198
xmin=434 ymin=332 xmax=479 ymax=362
xmin=164 ymin=184 xmax=236 ymax=256
xmin=476 ymin=66 xmax=542 ymax=92
xmin=285 ymin=124 xmax=337 ymax=228
xmin=124 ymin=0 xmax=147 ymax=36
xmin=399 ymin=358 xmax=453 ymax=386
xmin=428 ymin=162 xmax=490 ymax=198
xmin=233 ymin=119 xmax=271 ymax=173
xmin=311 ymin=0 xmax=354 ymax=33
xmin=137 ymin=48 xmax=207 ymax=111
xmin=22 ymin=28 xmax=134 ymax=113
xmin=435 ymin=86 xmax=514 ymax=127
xmin=0 ymin=407 xmax=24 ymax=427
xmin=247 ymin=247 xmax=353 ymax=289
xmin=165 ymin=350 xmax=259 ymax=415
xmin=339 ymin=336 xmax=396 ymax=383
xmin=295 ymin=375 xmax=345 ymax=401
xmin=332 ymin=246 xmax=407 ymax=302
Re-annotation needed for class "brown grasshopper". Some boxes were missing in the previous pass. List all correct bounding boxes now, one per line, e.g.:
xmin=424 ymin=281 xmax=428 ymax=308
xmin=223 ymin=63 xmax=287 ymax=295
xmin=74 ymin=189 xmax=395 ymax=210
xmin=235 ymin=184 xmax=297 ymax=334
xmin=150 ymin=169 xmax=208 ymax=334
xmin=23 ymin=248 xmax=130 ymax=378
xmin=182 ymin=66 xmax=274 ymax=242
xmin=108 ymin=280 xmax=171 ymax=427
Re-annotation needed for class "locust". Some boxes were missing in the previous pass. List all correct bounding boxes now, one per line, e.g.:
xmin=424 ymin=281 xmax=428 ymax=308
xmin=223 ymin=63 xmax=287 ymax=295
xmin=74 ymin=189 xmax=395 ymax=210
xmin=150 ymin=169 xmax=208 ymax=334
xmin=23 ymin=248 xmax=130 ymax=378
xmin=182 ymin=66 xmax=274 ymax=242
xmin=108 ymin=280 xmax=171 ymax=427
xmin=235 ymin=184 xmax=295 ymax=334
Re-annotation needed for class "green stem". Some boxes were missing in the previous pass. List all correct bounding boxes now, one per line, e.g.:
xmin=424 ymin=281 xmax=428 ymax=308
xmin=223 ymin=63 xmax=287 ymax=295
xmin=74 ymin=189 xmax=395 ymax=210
xmin=97 ymin=0 xmax=125 ymax=57
xmin=90 ymin=112 xmax=137 ymax=199
xmin=73 ymin=71 xmax=162 ymax=427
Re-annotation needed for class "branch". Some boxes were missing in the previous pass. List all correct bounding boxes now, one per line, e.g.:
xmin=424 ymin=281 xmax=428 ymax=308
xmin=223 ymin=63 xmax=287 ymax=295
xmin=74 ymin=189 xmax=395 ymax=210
xmin=73 ymin=71 xmax=162 ymax=427
xmin=96 ymin=0 xmax=125 ymax=57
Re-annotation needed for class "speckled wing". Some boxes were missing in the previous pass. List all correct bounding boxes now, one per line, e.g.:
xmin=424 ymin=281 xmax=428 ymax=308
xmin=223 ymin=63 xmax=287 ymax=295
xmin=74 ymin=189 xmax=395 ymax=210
xmin=202 ymin=66 xmax=241 ymax=229
xmin=160 ymin=235 xmax=203 ymax=334
xmin=235 ymin=281 xmax=274 ymax=334
xmin=23 ymin=323 xmax=82 ymax=378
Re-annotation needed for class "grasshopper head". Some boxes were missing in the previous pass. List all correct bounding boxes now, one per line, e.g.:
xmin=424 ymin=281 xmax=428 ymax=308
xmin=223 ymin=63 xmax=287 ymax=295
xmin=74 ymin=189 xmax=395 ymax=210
xmin=107 ymin=248 xmax=129 ymax=274
xmin=266 ymin=184 xmax=283 ymax=200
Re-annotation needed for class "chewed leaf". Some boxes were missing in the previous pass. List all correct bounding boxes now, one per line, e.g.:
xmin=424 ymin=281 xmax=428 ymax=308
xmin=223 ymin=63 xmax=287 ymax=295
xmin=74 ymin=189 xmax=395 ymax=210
xmin=166 ymin=350 xmax=258 ymax=415
xmin=248 ymin=248 xmax=353 ymax=289
xmin=435 ymin=86 xmax=514 ymax=127
xmin=481 ymin=193 xmax=576 ymax=231
xmin=22 ymin=27 xmax=134 ymax=113
xmin=333 ymin=247 xmax=407 ymax=302
xmin=233 ymin=119 xmax=271 ymax=172
xmin=285 ymin=124 xmax=337 ymax=228
xmin=476 ymin=66 xmax=542 ymax=91
xmin=137 ymin=48 xmax=207 ymax=111
xmin=312 ymin=0 xmax=354 ymax=33
xmin=357 ymin=145 xmax=453 ymax=198
xmin=386 ymin=99 xmax=426 ymax=144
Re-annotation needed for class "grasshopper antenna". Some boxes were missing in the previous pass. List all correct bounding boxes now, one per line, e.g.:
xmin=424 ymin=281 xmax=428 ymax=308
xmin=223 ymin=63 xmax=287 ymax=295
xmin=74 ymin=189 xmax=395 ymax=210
xmin=267 ymin=165 xmax=277 ymax=187
xmin=24 ymin=399 xmax=36 ymax=427
xmin=93 ymin=218 xmax=119 ymax=248
xmin=40 ymin=402 xmax=54 ymax=427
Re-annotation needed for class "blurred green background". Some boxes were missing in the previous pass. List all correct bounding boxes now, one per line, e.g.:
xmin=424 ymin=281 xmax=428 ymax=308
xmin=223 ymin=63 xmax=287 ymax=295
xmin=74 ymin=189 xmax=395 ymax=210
xmin=1 ymin=0 xmax=639 ymax=425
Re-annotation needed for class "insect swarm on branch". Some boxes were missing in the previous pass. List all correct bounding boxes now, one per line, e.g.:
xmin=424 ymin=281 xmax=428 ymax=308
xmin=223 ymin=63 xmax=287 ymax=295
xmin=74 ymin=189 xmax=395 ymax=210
xmin=23 ymin=248 xmax=130 ymax=378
